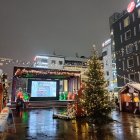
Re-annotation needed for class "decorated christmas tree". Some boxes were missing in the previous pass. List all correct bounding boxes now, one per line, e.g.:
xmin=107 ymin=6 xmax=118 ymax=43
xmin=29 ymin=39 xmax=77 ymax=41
xmin=80 ymin=46 xmax=112 ymax=124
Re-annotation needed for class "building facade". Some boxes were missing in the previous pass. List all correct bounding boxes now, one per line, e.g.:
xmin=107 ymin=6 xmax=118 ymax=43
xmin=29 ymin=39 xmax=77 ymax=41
xmin=112 ymin=0 xmax=140 ymax=87
xmin=102 ymin=39 xmax=117 ymax=91
xmin=64 ymin=56 xmax=88 ymax=81
xmin=33 ymin=55 xmax=88 ymax=82
xmin=33 ymin=55 xmax=65 ymax=69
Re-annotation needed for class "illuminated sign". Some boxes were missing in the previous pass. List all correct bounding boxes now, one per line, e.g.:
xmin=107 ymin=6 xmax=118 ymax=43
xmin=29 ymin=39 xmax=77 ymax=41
xmin=102 ymin=39 xmax=111 ymax=47
xmin=127 ymin=1 xmax=136 ymax=13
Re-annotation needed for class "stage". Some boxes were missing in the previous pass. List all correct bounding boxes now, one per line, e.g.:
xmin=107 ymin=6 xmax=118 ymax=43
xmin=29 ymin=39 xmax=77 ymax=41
xmin=7 ymin=100 xmax=75 ymax=109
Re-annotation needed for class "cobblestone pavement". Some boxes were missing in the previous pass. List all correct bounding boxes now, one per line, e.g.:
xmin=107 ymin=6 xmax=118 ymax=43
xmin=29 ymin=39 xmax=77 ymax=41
xmin=1 ymin=108 xmax=140 ymax=140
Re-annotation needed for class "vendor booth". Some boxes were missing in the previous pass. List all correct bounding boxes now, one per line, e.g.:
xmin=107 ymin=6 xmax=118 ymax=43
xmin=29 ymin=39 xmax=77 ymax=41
xmin=119 ymin=83 xmax=140 ymax=114
xmin=11 ymin=67 xmax=81 ymax=102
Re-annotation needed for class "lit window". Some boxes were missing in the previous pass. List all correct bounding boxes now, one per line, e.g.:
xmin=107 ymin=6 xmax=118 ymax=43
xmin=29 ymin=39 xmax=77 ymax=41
xmin=127 ymin=58 xmax=134 ymax=68
xmin=124 ymin=16 xmax=130 ymax=27
xmin=110 ymin=30 xmax=113 ymax=35
xmin=125 ymin=30 xmax=131 ymax=40
xmin=112 ymin=41 xmax=115 ymax=45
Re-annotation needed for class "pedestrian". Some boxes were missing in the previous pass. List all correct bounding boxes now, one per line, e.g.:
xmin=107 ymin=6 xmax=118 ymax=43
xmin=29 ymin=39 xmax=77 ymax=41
xmin=16 ymin=96 xmax=23 ymax=113
xmin=115 ymin=97 xmax=119 ymax=110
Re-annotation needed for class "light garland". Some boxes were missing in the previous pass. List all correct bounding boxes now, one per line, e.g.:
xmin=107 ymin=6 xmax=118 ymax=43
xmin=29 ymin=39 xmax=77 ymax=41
xmin=117 ymin=74 xmax=140 ymax=84
xmin=114 ymin=39 xmax=140 ymax=55
xmin=14 ymin=68 xmax=81 ymax=77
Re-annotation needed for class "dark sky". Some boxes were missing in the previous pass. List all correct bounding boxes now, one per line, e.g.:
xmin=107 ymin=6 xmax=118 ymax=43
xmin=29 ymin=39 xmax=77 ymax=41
xmin=0 ymin=0 xmax=129 ymax=61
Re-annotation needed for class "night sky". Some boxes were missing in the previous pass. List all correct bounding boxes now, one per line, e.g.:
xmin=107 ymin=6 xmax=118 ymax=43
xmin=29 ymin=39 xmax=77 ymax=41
xmin=0 ymin=0 xmax=129 ymax=61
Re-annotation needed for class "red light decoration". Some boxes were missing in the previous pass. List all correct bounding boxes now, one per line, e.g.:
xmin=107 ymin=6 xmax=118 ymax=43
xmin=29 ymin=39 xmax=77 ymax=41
xmin=127 ymin=1 xmax=136 ymax=13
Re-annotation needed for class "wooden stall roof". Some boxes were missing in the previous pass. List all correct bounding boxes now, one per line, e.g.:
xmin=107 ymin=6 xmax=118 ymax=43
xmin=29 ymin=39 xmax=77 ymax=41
xmin=119 ymin=83 xmax=140 ymax=94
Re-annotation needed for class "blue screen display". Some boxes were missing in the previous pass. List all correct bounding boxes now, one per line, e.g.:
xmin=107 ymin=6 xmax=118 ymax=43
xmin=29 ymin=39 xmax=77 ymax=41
xmin=31 ymin=81 xmax=57 ymax=97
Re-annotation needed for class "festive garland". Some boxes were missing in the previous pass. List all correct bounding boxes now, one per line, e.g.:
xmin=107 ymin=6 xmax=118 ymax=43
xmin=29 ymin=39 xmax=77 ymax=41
xmin=14 ymin=68 xmax=81 ymax=77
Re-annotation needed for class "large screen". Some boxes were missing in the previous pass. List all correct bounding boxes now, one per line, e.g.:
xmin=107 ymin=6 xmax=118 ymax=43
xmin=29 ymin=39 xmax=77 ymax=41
xmin=31 ymin=81 xmax=57 ymax=97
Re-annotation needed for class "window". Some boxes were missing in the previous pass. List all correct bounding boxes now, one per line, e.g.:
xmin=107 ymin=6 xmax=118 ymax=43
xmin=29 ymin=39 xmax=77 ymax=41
xmin=121 ymin=48 xmax=124 ymax=56
xmin=41 ymin=59 xmax=48 ymax=63
xmin=137 ymin=56 xmax=140 ymax=66
xmin=128 ymin=73 xmax=135 ymax=82
xmin=113 ymin=71 xmax=116 ymax=79
xmin=110 ymin=30 xmax=113 ymax=35
xmin=132 ymin=13 xmax=135 ymax=22
xmin=120 ymin=35 xmax=123 ymax=43
xmin=127 ymin=58 xmax=134 ymax=68
xmin=122 ymin=61 xmax=125 ymax=70
xmin=134 ymin=27 xmax=136 ymax=36
xmin=134 ymin=41 xmax=138 ymax=50
xmin=112 ymin=63 xmax=116 ymax=70
xmin=124 ymin=16 xmax=130 ymax=27
xmin=51 ymin=60 xmax=56 ymax=64
xmin=119 ymin=22 xmax=122 ymax=30
xmin=125 ymin=30 xmax=131 ymax=40
xmin=102 ymin=51 xmax=107 ymax=57
xmin=59 ymin=61 xmax=63 ymax=65
xmin=138 ymin=8 xmax=140 ymax=18
xmin=112 ymin=41 xmax=115 ymax=45
xmin=106 ymin=71 xmax=109 ymax=76
xmin=126 ymin=44 xmax=134 ymax=54
xmin=112 ymin=53 xmax=116 ymax=60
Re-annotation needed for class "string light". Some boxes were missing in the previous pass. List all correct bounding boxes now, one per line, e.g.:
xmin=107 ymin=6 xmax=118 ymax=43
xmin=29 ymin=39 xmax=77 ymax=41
xmin=117 ymin=74 xmax=140 ymax=84
xmin=114 ymin=39 xmax=140 ymax=56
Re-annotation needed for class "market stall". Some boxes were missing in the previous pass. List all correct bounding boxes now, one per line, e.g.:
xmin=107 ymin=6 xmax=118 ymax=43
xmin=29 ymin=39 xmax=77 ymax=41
xmin=119 ymin=83 xmax=140 ymax=114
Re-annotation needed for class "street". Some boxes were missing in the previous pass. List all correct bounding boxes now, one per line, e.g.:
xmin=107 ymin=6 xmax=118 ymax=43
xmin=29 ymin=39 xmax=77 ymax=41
xmin=1 ymin=108 xmax=140 ymax=140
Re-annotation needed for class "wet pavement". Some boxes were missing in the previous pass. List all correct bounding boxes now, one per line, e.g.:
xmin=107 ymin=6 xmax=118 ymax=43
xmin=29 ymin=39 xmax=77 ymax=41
xmin=1 ymin=108 xmax=140 ymax=140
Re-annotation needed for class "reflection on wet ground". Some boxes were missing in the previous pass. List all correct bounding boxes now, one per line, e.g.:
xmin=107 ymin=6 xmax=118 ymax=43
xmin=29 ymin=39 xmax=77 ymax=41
xmin=1 ymin=108 xmax=140 ymax=140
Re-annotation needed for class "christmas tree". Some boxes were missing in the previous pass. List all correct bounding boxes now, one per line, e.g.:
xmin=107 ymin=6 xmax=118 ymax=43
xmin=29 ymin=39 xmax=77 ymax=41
xmin=80 ymin=46 xmax=112 ymax=124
